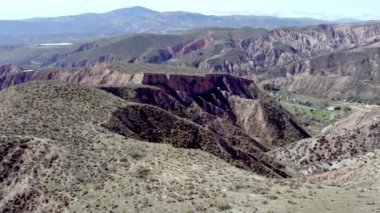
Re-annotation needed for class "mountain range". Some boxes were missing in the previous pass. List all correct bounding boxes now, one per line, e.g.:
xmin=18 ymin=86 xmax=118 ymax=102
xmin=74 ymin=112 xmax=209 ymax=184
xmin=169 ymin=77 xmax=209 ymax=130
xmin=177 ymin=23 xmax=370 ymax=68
xmin=0 ymin=6 xmax=357 ymax=45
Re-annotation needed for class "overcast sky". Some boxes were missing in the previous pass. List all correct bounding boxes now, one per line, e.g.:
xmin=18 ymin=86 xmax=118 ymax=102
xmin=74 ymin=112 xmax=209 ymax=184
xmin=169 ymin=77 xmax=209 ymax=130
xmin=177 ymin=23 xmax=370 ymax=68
xmin=0 ymin=0 xmax=379 ymax=20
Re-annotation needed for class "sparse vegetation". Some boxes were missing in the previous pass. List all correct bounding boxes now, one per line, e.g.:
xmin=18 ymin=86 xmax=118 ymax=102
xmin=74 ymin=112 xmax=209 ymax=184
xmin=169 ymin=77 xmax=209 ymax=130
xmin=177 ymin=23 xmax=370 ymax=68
xmin=0 ymin=74 xmax=379 ymax=213
xmin=280 ymin=99 xmax=356 ymax=135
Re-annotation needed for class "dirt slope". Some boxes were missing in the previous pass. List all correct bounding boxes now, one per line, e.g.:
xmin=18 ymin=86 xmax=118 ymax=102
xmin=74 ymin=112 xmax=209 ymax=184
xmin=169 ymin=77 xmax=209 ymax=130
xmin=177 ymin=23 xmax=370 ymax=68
xmin=273 ymin=107 xmax=380 ymax=174
xmin=0 ymin=79 xmax=302 ymax=213
xmin=0 ymin=81 xmax=379 ymax=213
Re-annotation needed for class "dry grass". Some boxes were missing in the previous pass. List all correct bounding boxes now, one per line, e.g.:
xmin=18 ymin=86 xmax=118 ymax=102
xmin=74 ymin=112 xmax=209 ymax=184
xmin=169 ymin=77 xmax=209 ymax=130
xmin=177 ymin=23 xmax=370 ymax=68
xmin=0 ymin=81 xmax=379 ymax=213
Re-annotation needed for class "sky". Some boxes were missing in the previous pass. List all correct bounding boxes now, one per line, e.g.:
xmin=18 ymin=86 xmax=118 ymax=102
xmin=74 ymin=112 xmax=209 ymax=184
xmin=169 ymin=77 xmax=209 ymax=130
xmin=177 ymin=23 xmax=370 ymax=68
xmin=0 ymin=0 xmax=379 ymax=20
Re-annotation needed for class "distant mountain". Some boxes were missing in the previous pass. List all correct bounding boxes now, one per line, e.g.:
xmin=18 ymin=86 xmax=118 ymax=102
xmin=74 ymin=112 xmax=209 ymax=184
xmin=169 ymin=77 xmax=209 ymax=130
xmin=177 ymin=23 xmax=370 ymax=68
xmin=0 ymin=6 xmax=356 ymax=45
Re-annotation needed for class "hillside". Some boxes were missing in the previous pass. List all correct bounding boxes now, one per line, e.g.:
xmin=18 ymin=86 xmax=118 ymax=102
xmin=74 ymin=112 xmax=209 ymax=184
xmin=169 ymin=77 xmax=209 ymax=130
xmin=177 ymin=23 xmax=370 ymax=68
xmin=2 ymin=4 xmax=380 ymax=212
xmin=0 ymin=67 xmax=310 ymax=147
xmin=273 ymin=107 xmax=380 ymax=174
xmin=0 ymin=6 xmax=343 ymax=45
xmin=260 ymin=47 xmax=380 ymax=102
xmin=17 ymin=23 xmax=380 ymax=72
xmin=0 ymin=27 xmax=270 ymax=67
xmin=0 ymin=78 xmax=379 ymax=212
xmin=0 ymin=73 xmax=309 ymax=187
xmin=2 ymin=22 xmax=380 ymax=102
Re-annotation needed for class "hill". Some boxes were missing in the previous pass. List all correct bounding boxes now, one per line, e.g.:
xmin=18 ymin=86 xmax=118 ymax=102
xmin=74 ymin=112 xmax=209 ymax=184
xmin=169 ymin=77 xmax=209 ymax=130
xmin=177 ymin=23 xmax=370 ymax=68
xmin=1 ymin=78 xmax=299 ymax=211
xmin=5 ymin=23 xmax=380 ymax=71
xmin=0 ymin=6 xmax=345 ymax=45
xmin=260 ymin=47 xmax=380 ymax=102
xmin=2 ymin=22 xmax=380 ymax=102
xmin=0 ymin=77 xmax=379 ymax=212
xmin=273 ymin=107 xmax=380 ymax=174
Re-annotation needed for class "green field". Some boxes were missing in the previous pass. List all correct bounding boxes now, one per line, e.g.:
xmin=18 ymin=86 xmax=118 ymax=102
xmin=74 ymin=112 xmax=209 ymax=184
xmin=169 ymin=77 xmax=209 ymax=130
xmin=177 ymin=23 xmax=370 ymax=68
xmin=280 ymin=100 xmax=352 ymax=135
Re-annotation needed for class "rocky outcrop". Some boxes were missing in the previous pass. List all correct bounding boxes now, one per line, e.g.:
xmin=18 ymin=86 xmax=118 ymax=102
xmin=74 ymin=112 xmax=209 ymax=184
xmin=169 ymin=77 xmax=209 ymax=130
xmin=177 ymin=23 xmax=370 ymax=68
xmin=0 ymin=64 xmax=256 ymax=93
xmin=0 ymin=64 xmax=22 ymax=78
xmin=140 ymin=73 xmax=255 ymax=97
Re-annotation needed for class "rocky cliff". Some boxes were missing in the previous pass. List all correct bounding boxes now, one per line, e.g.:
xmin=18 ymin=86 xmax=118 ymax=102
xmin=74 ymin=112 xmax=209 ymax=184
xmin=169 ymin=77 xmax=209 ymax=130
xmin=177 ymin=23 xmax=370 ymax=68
xmin=0 ymin=64 xmax=22 ymax=78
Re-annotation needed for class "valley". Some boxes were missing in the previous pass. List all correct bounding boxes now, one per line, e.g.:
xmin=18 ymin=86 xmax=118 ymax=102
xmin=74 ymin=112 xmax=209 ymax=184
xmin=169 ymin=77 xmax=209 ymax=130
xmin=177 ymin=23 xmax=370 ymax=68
xmin=0 ymin=5 xmax=379 ymax=213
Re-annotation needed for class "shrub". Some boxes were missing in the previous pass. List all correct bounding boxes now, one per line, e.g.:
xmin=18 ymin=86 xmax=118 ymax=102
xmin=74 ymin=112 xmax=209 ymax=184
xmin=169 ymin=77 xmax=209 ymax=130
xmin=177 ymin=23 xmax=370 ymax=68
xmin=133 ymin=166 xmax=151 ymax=179
xmin=128 ymin=146 xmax=146 ymax=160
xmin=212 ymin=197 xmax=231 ymax=210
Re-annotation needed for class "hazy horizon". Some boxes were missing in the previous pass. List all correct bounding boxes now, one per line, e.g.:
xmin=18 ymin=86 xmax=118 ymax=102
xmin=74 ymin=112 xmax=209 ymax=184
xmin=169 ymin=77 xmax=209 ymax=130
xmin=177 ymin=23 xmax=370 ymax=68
xmin=0 ymin=0 xmax=379 ymax=21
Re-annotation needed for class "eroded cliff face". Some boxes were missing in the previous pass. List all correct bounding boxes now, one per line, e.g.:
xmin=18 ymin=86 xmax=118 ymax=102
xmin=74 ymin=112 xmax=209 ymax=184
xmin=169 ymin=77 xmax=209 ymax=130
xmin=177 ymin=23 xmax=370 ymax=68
xmin=100 ymin=73 xmax=309 ymax=177
xmin=0 ymin=65 xmax=309 ymax=146
xmin=196 ymin=24 xmax=380 ymax=73
xmin=34 ymin=23 xmax=380 ymax=75
xmin=0 ymin=65 xmax=135 ymax=90
xmin=0 ymin=64 xmax=22 ymax=78
xmin=0 ymin=67 xmax=311 ymax=177
xmin=140 ymin=73 xmax=255 ymax=98
xmin=101 ymin=72 xmax=309 ymax=148
xmin=259 ymin=47 xmax=380 ymax=101
xmin=0 ymin=64 xmax=256 ymax=94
